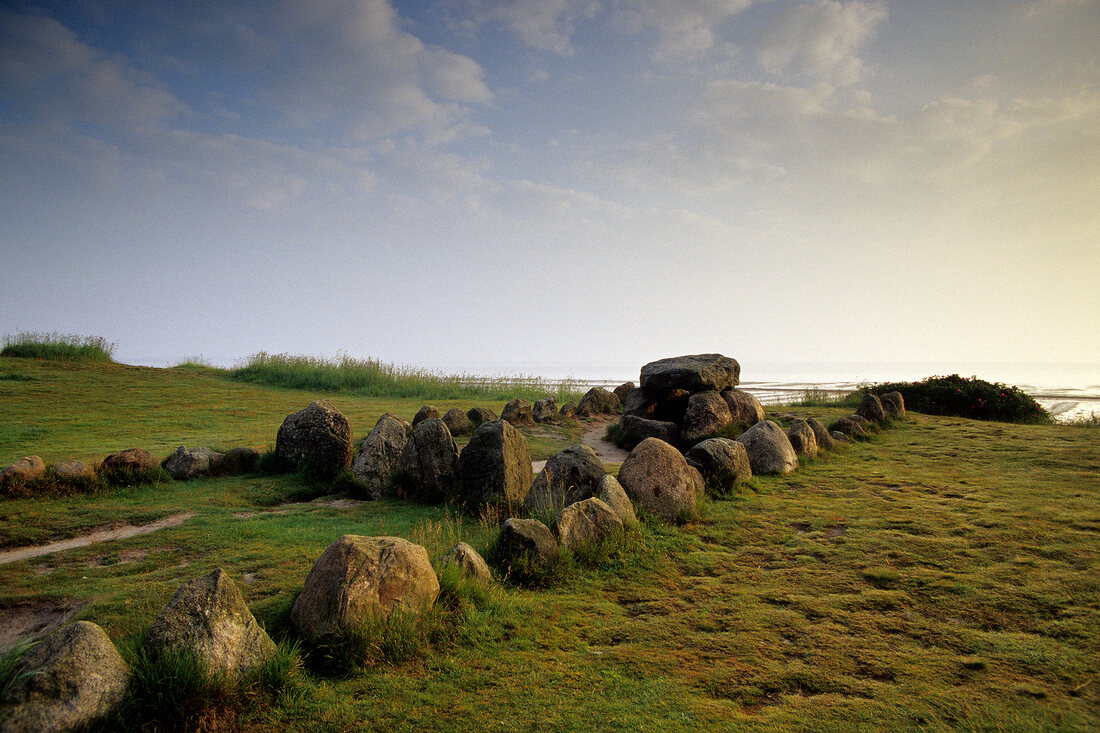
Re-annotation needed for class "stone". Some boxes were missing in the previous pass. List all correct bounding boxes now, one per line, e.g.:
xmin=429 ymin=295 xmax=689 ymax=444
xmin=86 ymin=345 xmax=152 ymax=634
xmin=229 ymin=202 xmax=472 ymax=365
xmin=440 ymin=542 xmax=491 ymax=585
xmin=622 ymin=387 xmax=658 ymax=419
xmin=441 ymin=407 xmax=473 ymax=436
xmin=613 ymin=382 xmax=635 ymax=404
xmin=856 ymin=393 xmax=888 ymax=425
xmin=291 ymin=535 xmax=439 ymax=644
xmin=680 ymin=390 xmax=733 ymax=444
xmin=275 ymin=400 xmax=353 ymax=478
xmin=497 ymin=518 xmax=558 ymax=568
xmin=145 ymin=568 xmax=275 ymax=681
xmin=466 ymin=407 xmax=497 ymax=427
xmin=576 ymin=387 xmax=621 ymax=417
xmin=831 ymin=417 xmax=868 ymax=439
xmin=639 ymin=354 xmax=740 ymax=393
xmin=501 ymin=398 xmax=534 ymax=426
xmin=847 ymin=414 xmax=877 ymax=431
xmin=352 ymin=413 xmax=409 ymax=495
xmin=737 ymin=420 xmax=799 ymax=475
xmin=399 ymin=418 xmax=458 ymax=502
xmin=596 ymin=475 xmax=637 ymax=528
xmin=1 ymin=621 xmax=129 ymax=733
xmin=721 ymin=389 xmax=766 ymax=427
xmin=100 ymin=448 xmax=157 ymax=474
xmin=786 ymin=419 xmax=819 ymax=458
xmin=556 ymin=498 xmax=623 ymax=552
xmin=880 ymin=391 xmax=906 ymax=418
xmin=412 ymin=405 xmax=439 ymax=428
xmin=532 ymin=398 xmax=558 ymax=424
xmin=0 ymin=456 xmax=46 ymax=488
xmin=805 ymin=418 xmax=836 ymax=451
xmin=684 ymin=438 xmax=752 ymax=494
xmin=558 ymin=402 xmax=577 ymax=418
xmin=687 ymin=465 xmax=706 ymax=498
xmin=163 ymin=446 xmax=225 ymax=480
xmin=455 ymin=419 xmax=533 ymax=509
xmin=831 ymin=430 xmax=852 ymax=444
xmin=617 ymin=438 xmax=698 ymax=522
xmin=617 ymin=415 xmax=681 ymax=447
xmin=49 ymin=460 xmax=94 ymax=481
xmin=221 ymin=447 xmax=260 ymax=474
xmin=524 ymin=444 xmax=606 ymax=515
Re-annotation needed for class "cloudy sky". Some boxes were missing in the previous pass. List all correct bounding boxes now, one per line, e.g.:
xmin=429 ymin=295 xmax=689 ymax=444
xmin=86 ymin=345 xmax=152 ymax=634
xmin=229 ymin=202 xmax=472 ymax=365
xmin=1 ymin=0 xmax=1097 ymax=380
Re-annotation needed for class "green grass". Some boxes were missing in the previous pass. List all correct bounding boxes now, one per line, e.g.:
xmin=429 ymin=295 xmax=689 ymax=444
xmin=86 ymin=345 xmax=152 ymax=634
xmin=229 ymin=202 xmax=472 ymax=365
xmin=0 ymin=360 xmax=1098 ymax=731
xmin=1 ymin=331 xmax=116 ymax=363
xmin=790 ymin=387 xmax=861 ymax=408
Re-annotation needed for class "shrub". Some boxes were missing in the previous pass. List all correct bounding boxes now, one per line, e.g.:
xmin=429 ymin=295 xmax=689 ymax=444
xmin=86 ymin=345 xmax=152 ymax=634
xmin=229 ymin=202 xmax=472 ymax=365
xmin=1 ymin=332 xmax=116 ymax=363
xmin=864 ymin=375 xmax=1051 ymax=424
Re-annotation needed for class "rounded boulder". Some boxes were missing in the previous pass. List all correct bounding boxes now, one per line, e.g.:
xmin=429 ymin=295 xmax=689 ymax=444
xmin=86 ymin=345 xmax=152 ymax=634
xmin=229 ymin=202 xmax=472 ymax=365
xmin=617 ymin=437 xmax=698 ymax=522
xmin=737 ymin=420 xmax=799 ymax=475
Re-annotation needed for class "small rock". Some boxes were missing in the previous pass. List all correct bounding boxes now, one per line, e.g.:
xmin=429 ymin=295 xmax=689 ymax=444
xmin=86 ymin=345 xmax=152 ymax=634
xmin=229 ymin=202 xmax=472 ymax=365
xmin=100 ymin=448 xmax=157 ymax=474
xmin=737 ymin=420 xmax=798 ymax=475
xmin=685 ymin=438 xmax=752 ymax=494
xmin=721 ymin=389 xmax=766 ymax=427
xmin=50 ymin=460 xmax=94 ymax=481
xmin=831 ymin=418 xmax=867 ymax=439
xmin=440 ymin=542 xmax=491 ymax=584
xmin=556 ymin=498 xmax=623 ymax=552
xmin=497 ymin=518 xmax=558 ymax=568
xmin=576 ymin=387 xmax=621 ymax=417
xmin=524 ymin=444 xmax=606 ymax=515
xmin=501 ymin=398 xmax=534 ymax=426
xmin=596 ymin=475 xmax=637 ymax=528
xmin=412 ymin=405 xmax=440 ymax=428
xmin=221 ymin=447 xmax=260 ymax=474
xmin=441 ymin=407 xmax=474 ymax=436
xmin=856 ymin=393 xmax=888 ymax=425
xmin=680 ymin=390 xmax=733 ymax=443
xmin=831 ymin=429 xmax=852 ymax=444
xmin=880 ymin=391 xmax=906 ymax=418
xmin=466 ymin=407 xmax=497 ymax=427
xmin=805 ymin=418 xmax=836 ymax=451
xmin=0 ymin=456 xmax=46 ymax=488
xmin=533 ymin=398 xmax=558 ymax=424
xmin=786 ymin=419 xmax=819 ymax=458
xmin=163 ymin=446 xmax=225 ymax=480
xmin=275 ymin=400 xmax=353 ymax=479
xmin=558 ymin=402 xmax=577 ymax=418
xmin=613 ymin=382 xmax=635 ymax=404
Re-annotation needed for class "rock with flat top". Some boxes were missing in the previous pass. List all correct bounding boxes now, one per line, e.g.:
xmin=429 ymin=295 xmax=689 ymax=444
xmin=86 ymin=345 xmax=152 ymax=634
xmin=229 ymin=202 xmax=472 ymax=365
xmin=50 ymin=460 xmax=94 ymax=481
xmin=455 ymin=419 xmax=532 ymax=508
xmin=101 ymin=448 xmax=157 ymax=474
xmin=617 ymin=415 xmax=680 ymax=447
xmin=639 ymin=354 xmax=740 ymax=393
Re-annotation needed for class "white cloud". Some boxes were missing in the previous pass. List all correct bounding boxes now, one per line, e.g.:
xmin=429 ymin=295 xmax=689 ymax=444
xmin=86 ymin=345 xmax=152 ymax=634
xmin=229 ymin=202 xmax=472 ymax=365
xmin=756 ymin=0 xmax=886 ymax=85
xmin=611 ymin=0 xmax=754 ymax=59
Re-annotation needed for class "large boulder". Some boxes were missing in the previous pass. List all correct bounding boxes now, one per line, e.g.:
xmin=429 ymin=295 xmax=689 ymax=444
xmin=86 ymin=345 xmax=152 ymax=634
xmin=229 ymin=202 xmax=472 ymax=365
xmin=617 ymin=415 xmax=681 ymax=447
xmin=100 ymin=448 xmax=157 ymax=474
xmin=0 ymin=456 xmax=45 ymax=489
xmin=680 ymin=390 xmax=733 ymax=444
xmin=466 ymin=407 xmax=497 ymax=427
xmin=556 ymin=498 xmax=623 ymax=552
xmin=856 ymin=393 xmax=888 ymax=425
xmin=455 ymin=419 xmax=533 ymax=509
xmin=496 ymin=518 xmax=558 ymax=568
xmin=399 ymin=418 xmax=458 ymax=502
xmin=440 ymin=542 xmax=491 ymax=585
xmin=291 ymin=535 xmax=439 ymax=644
xmin=163 ymin=446 xmax=224 ymax=480
xmin=880 ymin=391 xmax=906 ymax=418
xmin=412 ymin=405 xmax=439 ymax=428
xmin=144 ymin=568 xmax=275 ymax=681
xmin=786 ymin=419 xmax=819 ymax=458
xmin=721 ymin=389 xmax=766 ymax=427
xmin=501 ymin=398 xmax=534 ymax=426
xmin=532 ymin=398 xmax=558 ymax=424
xmin=577 ymin=387 xmax=621 ymax=417
xmin=639 ymin=354 xmax=740 ymax=393
xmin=524 ymin=444 xmax=606 ymax=515
xmin=441 ymin=407 xmax=474 ymax=436
xmin=275 ymin=400 xmax=353 ymax=478
xmin=805 ymin=418 xmax=836 ymax=451
xmin=613 ymin=382 xmax=635 ymax=404
xmin=617 ymin=438 xmax=698 ymax=522
xmin=684 ymin=438 xmax=752 ymax=494
xmin=596 ymin=475 xmax=637 ymax=528
xmin=1 ymin=621 xmax=129 ymax=733
xmin=737 ymin=420 xmax=798 ymax=475
xmin=351 ymin=413 xmax=409 ymax=495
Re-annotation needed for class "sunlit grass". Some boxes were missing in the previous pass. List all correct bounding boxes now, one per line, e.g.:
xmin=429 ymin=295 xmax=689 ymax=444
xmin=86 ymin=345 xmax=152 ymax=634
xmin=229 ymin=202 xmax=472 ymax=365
xmin=1 ymin=331 xmax=116 ymax=363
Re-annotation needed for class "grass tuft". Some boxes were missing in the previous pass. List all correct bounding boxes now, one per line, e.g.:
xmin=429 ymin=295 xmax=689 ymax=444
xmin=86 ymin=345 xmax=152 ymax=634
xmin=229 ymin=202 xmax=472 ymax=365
xmin=1 ymin=331 xmax=116 ymax=363
xmin=0 ymin=635 xmax=41 ymax=701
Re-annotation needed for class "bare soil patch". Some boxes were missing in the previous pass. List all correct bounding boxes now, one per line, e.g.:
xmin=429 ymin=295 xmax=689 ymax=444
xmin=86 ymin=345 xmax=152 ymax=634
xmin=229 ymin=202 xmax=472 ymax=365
xmin=0 ymin=599 xmax=87 ymax=652
xmin=0 ymin=512 xmax=194 ymax=565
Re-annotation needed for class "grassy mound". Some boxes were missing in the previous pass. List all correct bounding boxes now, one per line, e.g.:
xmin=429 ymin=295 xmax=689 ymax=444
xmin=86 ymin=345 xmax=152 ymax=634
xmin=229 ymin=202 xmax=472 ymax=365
xmin=1 ymin=332 xmax=116 ymax=363
xmin=865 ymin=374 xmax=1051 ymax=423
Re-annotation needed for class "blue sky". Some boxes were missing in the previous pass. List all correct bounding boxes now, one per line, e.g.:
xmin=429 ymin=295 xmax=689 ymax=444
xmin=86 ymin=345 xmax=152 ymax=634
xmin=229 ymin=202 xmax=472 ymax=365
xmin=1 ymin=0 xmax=1097 ymax=377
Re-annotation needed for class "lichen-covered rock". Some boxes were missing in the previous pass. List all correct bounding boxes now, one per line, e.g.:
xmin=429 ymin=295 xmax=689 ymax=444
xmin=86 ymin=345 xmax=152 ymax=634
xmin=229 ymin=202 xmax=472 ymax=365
xmin=291 ymin=535 xmax=439 ymax=644
xmin=613 ymin=382 xmax=635 ymax=404
xmin=685 ymin=438 xmax=751 ymax=494
xmin=639 ymin=354 xmax=740 ymax=393
xmin=221 ymin=447 xmax=260 ymax=474
xmin=856 ymin=393 xmax=888 ymax=425
xmin=399 ymin=418 xmax=458 ymax=502
xmin=497 ymin=518 xmax=558 ymax=568
xmin=558 ymin=402 xmax=577 ymax=418
xmin=524 ymin=444 xmax=606 ymax=515
xmin=786 ymin=419 xmax=819 ymax=458
xmin=721 ymin=389 xmax=766 ymax=427
xmin=440 ymin=542 xmax=491 ymax=584
xmin=737 ymin=420 xmax=799 ymax=475
xmin=100 ymin=448 xmax=157 ymax=474
xmin=556 ymin=498 xmax=623 ymax=552
xmin=0 ymin=456 xmax=45 ymax=489
xmin=1 ymin=621 xmax=129 ymax=733
xmin=455 ymin=419 xmax=532 ymax=508
xmin=617 ymin=438 xmax=698 ymax=522
xmin=352 ymin=413 xmax=408 ymax=495
xmin=412 ymin=405 xmax=440 ymax=428
xmin=533 ymin=398 xmax=558 ymax=424
xmin=163 ymin=446 xmax=225 ymax=480
xmin=831 ymin=417 xmax=868 ymax=439
xmin=880 ymin=391 xmax=906 ymax=418
xmin=847 ymin=414 xmax=877 ymax=432
xmin=501 ymin=398 xmax=534 ymax=426
xmin=680 ymin=390 xmax=733 ymax=443
xmin=576 ymin=387 xmax=621 ymax=417
xmin=831 ymin=429 xmax=852 ymax=444
xmin=275 ymin=400 xmax=353 ymax=478
xmin=596 ymin=475 xmax=637 ymax=528
xmin=805 ymin=418 xmax=836 ymax=451
xmin=441 ymin=407 xmax=473 ymax=436
xmin=145 ymin=568 xmax=275 ymax=681
xmin=49 ymin=460 xmax=94 ymax=481
xmin=466 ymin=407 xmax=497 ymax=427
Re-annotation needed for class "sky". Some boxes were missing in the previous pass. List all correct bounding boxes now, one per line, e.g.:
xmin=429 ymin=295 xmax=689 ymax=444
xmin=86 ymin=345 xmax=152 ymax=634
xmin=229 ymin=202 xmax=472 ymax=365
xmin=1 ymin=0 xmax=1098 ymax=381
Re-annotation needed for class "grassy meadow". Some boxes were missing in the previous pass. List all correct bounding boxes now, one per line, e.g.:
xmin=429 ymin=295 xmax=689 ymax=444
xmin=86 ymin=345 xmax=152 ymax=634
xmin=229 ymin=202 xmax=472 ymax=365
xmin=1 ymin=353 xmax=1098 ymax=731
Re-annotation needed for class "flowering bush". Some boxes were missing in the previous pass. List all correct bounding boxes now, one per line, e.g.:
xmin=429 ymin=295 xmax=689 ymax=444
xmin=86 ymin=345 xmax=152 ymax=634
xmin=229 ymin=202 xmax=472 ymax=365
xmin=864 ymin=374 xmax=1051 ymax=424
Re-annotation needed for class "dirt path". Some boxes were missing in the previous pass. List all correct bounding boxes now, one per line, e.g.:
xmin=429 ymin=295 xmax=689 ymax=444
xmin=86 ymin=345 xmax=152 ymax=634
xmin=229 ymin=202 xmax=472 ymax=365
xmin=581 ymin=416 xmax=630 ymax=464
xmin=0 ymin=512 xmax=195 ymax=566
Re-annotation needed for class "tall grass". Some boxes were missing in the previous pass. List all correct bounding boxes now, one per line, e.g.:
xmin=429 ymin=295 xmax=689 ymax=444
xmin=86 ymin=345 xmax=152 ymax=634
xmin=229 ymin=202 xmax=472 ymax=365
xmin=230 ymin=352 xmax=584 ymax=403
xmin=1 ymin=331 xmax=116 ymax=363
xmin=790 ymin=386 xmax=860 ymax=408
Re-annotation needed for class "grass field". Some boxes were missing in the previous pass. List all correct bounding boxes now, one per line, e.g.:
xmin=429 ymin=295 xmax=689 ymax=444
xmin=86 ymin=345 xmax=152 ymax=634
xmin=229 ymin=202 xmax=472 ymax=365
xmin=1 ymin=356 xmax=1098 ymax=731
